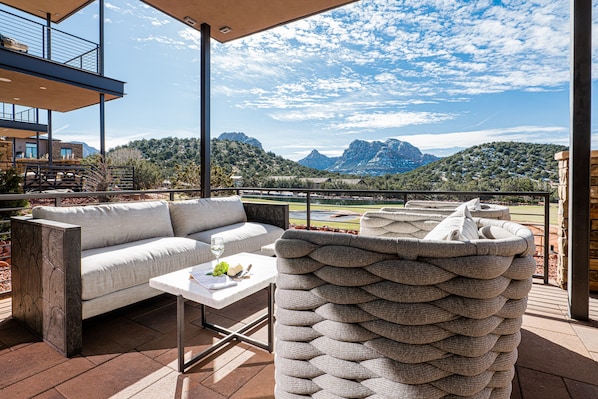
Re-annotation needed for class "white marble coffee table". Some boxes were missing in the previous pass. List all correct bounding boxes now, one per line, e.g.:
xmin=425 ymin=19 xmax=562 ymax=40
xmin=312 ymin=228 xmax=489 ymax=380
xmin=149 ymin=252 xmax=277 ymax=372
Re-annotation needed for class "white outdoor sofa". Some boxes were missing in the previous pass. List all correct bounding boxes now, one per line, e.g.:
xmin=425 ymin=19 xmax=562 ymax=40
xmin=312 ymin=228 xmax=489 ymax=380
xmin=11 ymin=195 xmax=288 ymax=356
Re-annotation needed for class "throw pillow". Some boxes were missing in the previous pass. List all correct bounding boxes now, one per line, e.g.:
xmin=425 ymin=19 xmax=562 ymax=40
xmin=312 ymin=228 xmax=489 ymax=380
xmin=423 ymin=205 xmax=479 ymax=241
xmin=463 ymin=197 xmax=482 ymax=211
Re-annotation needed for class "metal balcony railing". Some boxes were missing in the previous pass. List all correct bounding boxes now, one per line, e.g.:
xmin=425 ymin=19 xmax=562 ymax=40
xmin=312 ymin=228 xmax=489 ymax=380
xmin=0 ymin=9 xmax=99 ymax=74
xmin=0 ymin=103 xmax=44 ymax=124
xmin=0 ymin=187 xmax=552 ymax=297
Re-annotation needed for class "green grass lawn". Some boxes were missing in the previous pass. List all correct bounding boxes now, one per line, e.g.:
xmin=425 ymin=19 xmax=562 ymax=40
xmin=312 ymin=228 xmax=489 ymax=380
xmin=507 ymin=204 xmax=558 ymax=226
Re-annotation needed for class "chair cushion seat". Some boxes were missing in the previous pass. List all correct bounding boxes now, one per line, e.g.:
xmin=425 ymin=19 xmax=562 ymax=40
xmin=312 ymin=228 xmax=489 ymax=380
xmin=188 ymin=222 xmax=284 ymax=256
xmin=81 ymin=237 xmax=209 ymax=300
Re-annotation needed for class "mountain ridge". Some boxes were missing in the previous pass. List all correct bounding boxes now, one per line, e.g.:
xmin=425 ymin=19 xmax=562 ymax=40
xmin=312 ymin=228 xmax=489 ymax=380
xmin=218 ymin=132 xmax=263 ymax=149
xmin=300 ymin=138 xmax=439 ymax=176
xmin=298 ymin=149 xmax=339 ymax=170
xmin=71 ymin=141 xmax=99 ymax=157
xmin=108 ymin=135 xmax=566 ymax=194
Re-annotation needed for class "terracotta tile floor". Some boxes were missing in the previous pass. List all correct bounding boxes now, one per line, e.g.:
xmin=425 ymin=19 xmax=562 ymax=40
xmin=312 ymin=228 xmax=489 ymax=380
xmin=0 ymin=280 xmax=597 ymax=399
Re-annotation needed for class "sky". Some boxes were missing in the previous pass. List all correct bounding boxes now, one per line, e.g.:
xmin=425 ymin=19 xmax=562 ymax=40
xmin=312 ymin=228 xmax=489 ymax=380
xmin=3 ymin=0 xmax=595 ymax=161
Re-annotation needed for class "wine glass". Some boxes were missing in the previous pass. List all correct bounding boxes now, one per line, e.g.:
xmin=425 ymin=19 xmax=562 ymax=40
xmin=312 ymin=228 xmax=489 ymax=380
xmin=210 ymin=237 xmax=225 ymax=265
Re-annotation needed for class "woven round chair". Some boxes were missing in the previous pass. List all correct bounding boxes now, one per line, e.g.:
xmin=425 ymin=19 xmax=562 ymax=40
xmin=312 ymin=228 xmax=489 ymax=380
xmin=274 ymin=218 xmax=535 ymax=399
xmin=401 ymin=199 xmax=510 ymax=220
xmin=360 ymin=200 xmax=510 ymax=239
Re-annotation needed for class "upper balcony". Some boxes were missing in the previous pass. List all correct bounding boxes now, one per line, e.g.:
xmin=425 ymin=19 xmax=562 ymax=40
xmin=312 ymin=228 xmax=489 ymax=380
xmin=0 ymin=3 xmax=125 ymax=112
xmin=0 ymin=8 xmax=99 ymax=73
xmin=0 ymin=102 xmax=47 ymax=138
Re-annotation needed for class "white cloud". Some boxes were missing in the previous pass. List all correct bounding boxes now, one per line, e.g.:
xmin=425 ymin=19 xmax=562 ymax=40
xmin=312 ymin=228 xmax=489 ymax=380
xmin=67 ymin=0 xmax=591 ymax=159
xmin=148 ymin=17 xmax=170 ymax=26
xmin=105 ymin=3 xmax=121 ymax=12
xmin=393 ymin=126 xmax=569 ymax=151
xmin=134 ymin=35 xmax=186 ymax=49
xmin=269 ymin=110 xmax=336 ymax=122
xmin=187 ymin=0 xmax=572 ymax=138
xmin=337 ymin=111 xmax=455 ymax=130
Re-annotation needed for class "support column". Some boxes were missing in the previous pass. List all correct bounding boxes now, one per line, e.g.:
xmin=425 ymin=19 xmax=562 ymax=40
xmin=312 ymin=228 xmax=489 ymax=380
xmin=46 ymin=13 xmax=53 ymax=164
xmin=47 ymin=110 xmax=53 ymax=163
xmin=200 ymin=23 xmax=211 ymax=198
xmin=99 ymin=0 xmax=106 ymax=160
xmin=568 ymin=0 xmax=591 ymax=320
xmin=36 ymin=109 xmax=40 ymax=160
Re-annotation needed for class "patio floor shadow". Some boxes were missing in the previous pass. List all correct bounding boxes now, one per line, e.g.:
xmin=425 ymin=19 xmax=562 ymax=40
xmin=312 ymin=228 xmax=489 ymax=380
xmin=0 ymin=279 xmax=597 ymax=399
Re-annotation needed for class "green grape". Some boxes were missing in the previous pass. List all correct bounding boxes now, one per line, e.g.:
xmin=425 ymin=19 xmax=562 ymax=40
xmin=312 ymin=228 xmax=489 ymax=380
xmin=212 ymin=261 xmax=229 ymax=276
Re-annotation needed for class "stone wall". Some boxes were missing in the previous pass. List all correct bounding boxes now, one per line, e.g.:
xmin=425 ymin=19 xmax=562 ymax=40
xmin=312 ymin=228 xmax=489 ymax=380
xmin=555 ymin=150 xmax=598 ymax=292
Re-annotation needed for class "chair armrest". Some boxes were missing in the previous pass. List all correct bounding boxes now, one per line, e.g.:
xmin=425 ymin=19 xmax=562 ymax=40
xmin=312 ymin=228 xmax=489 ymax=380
xmin=243 ymin=202 xmax=289 ymax=230
xmin=11 ymin=216 xmax=82 ymax=357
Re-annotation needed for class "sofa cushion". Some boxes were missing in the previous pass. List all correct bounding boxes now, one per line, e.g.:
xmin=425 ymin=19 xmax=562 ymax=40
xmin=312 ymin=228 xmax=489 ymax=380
xmin=188 ymin=222 xmax=284 ymax=256
xmin=81 ymin=237 xmax=210 ymax=300
xmin=479 ymin=225 xmax=513 ymax=239
xmin=169 ymin=196 xmax=247 ymax=237
xmin=32 ymin=200 xmax=174 ymax=251
xmin=423 ymin=205 xmax=479 ymax=241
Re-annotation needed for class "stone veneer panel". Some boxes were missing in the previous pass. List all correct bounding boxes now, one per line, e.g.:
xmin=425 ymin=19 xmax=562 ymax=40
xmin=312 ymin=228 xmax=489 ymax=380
xmin=555 ymin=150 xmax=598 ymax=292
xmin=243 ymin=202 xmax=289 ymax=230
xmin=11 ymin=217 xmax=82 ymax=356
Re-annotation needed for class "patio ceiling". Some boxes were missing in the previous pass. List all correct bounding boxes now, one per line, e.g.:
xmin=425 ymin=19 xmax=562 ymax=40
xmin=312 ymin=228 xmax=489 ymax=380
xmin=0 ymin=0 xmax=94 ymax=23
xmin=0 ymin=69 xmax=121 ymax=112
xmin=140 ymin=0 xmax=358 ymax=43
xmin=0 ymin=127 xmax=45 ymax=138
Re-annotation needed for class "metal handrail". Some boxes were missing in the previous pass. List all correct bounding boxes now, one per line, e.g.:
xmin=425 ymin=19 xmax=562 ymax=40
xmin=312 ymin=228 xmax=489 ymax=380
xmin=0 ymin=188 xmax=552 ymax=296
xmin=0 ymin=103 xmax=42 ymax=124
xmin=219 ymin=187 xmax=551 ymax=284
xmin=0 ymin=8 xmax=99 ymax=74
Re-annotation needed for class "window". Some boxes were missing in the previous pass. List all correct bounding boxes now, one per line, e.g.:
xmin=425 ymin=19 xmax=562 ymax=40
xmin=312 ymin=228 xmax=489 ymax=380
xmin=25 ymin=143 xmax=37 ymax=158
xmin=60 ymin=148 xmax=73 ymax=158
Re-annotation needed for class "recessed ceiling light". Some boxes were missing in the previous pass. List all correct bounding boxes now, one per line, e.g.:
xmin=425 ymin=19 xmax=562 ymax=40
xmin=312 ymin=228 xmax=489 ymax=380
xmin=219 ymin=26 xmax=231 ymax=34
xmin=183 ymin=16 xmax=196 ymax=26
xmin=13 ymin=97 xmax=20 ymax=101
xmin=40 ymin=86 xmax=47 ymax=90
xmin=0 ymin=78 xmax=11 ymax=82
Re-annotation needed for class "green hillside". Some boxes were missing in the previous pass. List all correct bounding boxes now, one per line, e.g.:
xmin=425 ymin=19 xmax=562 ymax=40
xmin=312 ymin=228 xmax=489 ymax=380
xmin=109 ymin=138 xmax=566 ymax=195
xmin=364 ymin=142 xmax=566 ymax=193
xmin=110 ymin=137 xmax=332 ymax=186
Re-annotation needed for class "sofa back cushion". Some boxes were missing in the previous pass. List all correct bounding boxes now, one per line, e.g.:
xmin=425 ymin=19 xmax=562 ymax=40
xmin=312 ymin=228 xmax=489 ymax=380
xmin=168 ymin=196 xmax=247 ymax=237
xmin=32 ymin=200 xmax=174 ymax=250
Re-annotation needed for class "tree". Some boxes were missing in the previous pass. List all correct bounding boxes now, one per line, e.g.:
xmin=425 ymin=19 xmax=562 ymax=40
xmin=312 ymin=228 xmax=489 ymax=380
xmin=0 ymin=168 xmax=27 ymax=216
xmin=108 ymin=148 xmax=162 ymax=190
